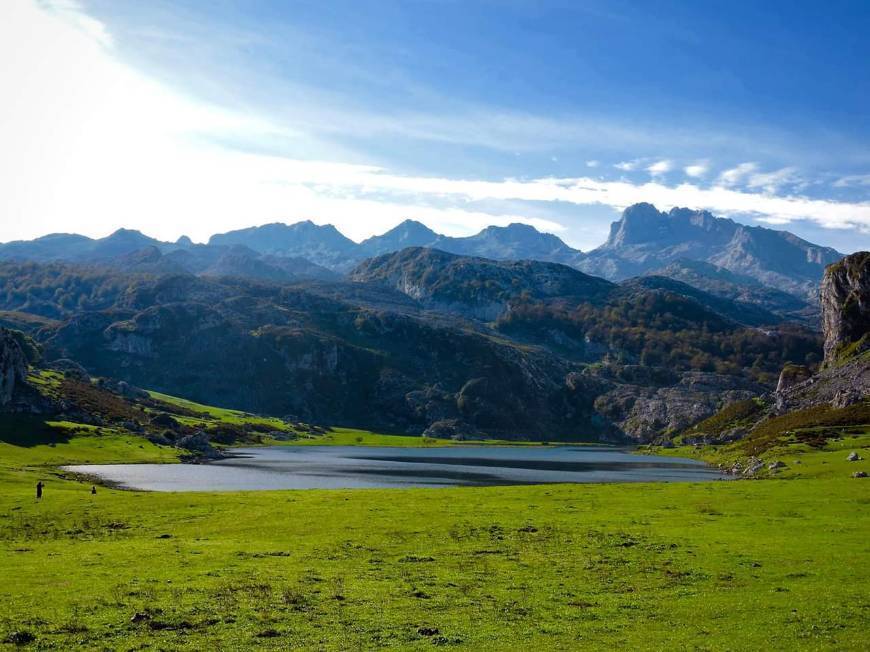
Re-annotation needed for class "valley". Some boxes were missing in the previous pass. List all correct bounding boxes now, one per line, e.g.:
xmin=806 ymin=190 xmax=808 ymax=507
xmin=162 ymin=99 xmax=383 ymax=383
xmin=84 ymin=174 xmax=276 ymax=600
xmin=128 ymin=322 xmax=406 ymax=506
xmin=0 ymin=207 xmax=867 ymax=650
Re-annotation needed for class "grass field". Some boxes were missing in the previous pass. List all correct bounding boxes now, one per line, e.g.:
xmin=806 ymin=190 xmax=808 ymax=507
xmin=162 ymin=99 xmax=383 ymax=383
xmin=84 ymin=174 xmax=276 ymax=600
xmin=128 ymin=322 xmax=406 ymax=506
xmin=0 ymin=426 xmax=868 ymax=649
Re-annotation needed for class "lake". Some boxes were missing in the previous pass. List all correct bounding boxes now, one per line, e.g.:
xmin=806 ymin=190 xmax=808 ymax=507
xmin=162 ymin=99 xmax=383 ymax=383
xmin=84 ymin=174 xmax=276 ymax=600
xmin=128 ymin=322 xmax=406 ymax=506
xmin=63 ymin=445 xmax=724 ymax=491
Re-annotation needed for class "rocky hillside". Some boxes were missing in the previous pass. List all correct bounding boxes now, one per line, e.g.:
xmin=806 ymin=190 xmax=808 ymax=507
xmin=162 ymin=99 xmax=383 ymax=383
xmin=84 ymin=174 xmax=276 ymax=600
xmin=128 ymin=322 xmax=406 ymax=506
xmin=680 ymin=251 xmax=870 ymax=451
xmin=650 ymin=259 xmax=816 ymax=324
xmin=349 ymin=247 xmax=612 ymax=320
xmin=0 ymin=252 xmax=821 ymax=441
xmin=14 ymin=270 xmax=612 ymax=440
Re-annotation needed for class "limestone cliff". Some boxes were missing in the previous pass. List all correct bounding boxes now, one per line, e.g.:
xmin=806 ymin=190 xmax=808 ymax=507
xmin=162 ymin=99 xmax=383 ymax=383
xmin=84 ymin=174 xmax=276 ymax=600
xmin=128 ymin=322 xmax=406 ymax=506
xmin=0 ymin=328 xmax=28 ymax=405
xmin=820 ymin=251 xmax=870 ymax=365
xmin=773 ymin=251 xmax=870 ymax=413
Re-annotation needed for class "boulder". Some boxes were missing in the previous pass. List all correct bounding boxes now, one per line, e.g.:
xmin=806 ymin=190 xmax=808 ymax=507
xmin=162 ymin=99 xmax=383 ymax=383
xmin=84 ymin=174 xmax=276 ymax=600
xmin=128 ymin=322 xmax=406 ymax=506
xmin=423 ymin=419 xmax=478 ymax=439
xmin=846 ymin=451 xmax=862 ymax=462
xmin=175 ymin=431 xmax=218 ymax=457
xmin=775 ymin=364 xmax=812 ymax=394
xmin=852 ymin=471 xmax=867 ymax=478
xmin=742 ymin=457 xmax=765 ymax=477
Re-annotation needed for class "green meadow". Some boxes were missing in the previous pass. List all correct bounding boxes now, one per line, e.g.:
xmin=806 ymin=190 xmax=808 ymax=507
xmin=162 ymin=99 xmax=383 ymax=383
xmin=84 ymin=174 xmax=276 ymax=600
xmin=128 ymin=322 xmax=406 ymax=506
xmin=0 ymin=416 xmax=868 ymax=649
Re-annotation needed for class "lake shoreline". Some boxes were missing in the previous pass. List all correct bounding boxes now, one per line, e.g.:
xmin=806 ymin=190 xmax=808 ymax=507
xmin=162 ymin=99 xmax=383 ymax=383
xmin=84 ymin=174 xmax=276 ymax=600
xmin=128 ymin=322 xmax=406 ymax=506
xmin=62 ymin=444 xmax=725 ymax=492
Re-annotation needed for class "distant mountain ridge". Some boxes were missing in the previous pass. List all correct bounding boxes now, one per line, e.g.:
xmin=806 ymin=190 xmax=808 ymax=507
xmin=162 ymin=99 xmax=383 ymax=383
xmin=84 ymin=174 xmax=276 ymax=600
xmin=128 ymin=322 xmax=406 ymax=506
xmin=0 ymin=204 xmax=843 ymax=302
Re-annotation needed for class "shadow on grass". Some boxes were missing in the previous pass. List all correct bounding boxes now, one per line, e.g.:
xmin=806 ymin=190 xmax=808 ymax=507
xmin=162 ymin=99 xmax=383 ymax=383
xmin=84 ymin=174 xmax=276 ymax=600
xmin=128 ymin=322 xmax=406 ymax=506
xmin=0 ymin=414 xmax=72 ymax=448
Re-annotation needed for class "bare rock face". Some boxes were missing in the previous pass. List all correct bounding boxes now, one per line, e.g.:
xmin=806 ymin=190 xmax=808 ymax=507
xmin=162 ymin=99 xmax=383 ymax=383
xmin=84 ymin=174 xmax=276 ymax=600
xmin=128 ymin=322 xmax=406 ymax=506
xmin=821 ymin=251 xmax=870 ymax=365
xmin=594 ymin=371 xmax=762 ymax=442
xmin=0 ymin=328 xmax=28 ymax=406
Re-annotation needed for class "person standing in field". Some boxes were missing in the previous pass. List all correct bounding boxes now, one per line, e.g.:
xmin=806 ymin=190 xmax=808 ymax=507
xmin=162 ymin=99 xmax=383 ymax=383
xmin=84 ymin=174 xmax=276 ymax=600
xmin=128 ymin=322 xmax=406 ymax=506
xmin=36 ymin=481 xmax=44 ymax=500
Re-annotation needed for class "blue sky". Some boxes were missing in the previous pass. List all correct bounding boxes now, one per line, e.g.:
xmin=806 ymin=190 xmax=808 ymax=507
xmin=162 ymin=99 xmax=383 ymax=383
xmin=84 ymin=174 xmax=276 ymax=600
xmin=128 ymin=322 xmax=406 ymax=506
xmin=2 ymin=0 xmax=869 ymax=251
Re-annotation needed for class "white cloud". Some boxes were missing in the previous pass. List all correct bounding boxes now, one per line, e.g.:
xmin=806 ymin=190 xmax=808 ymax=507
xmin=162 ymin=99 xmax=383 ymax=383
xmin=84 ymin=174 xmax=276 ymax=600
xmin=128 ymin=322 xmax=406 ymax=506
xmin=833 ymin=174 xmax=870 ymax=188
xmin=746 ymin=167 xmax=802 ymax=194
xmin=684 ymin=162 xmax=708 ymax=178
xmin=716 ymin=162 xmax=758 ymax=187
xmin=585 ymin=160 xmax=600 ymax=168
xmin=614 ymin=160 xmax=638 ymax=171
xmin=646 ymin=159 xmax=672 ymax=176
xmin=300 ymin=169 xmax=870 ymax=234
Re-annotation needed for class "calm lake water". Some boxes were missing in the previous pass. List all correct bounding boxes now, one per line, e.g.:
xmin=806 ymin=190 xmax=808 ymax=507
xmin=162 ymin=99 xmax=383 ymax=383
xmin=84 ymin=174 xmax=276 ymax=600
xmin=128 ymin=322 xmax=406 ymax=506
xmin=63 ymin=445 xmax=723 ymax=491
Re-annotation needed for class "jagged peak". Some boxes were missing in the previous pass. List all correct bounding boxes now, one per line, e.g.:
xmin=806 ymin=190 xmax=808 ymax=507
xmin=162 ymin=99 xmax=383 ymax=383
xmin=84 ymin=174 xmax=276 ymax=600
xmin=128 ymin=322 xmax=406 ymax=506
xmin=623 ymin=202 xmax=663 ymax=219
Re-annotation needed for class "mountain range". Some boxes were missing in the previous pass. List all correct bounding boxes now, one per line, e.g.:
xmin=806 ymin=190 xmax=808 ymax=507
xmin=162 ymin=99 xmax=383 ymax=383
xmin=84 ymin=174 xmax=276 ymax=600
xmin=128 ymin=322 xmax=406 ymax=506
xmin=0 ymin=203 xmax=842 ymax=299
xmin=0 ymin=204 xmax=842 ymax=317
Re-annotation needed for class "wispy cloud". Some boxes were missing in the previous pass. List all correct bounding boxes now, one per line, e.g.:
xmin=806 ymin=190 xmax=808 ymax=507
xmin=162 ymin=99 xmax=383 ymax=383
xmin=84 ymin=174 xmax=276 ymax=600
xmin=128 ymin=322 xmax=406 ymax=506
xmin=716 ymin=162 xmax=758 ymax=187
xmin=585 ymin=160 xmax=600 ymax=168
xmin=833 ymin=174 xmax=870 ymax=188
xmin=646 ymin=159 xmax=672 ymax=176
xmin=745 ymin=166 xmax=803 ymax=193
xmin=275 ymin=165 xmax=870 ymax=234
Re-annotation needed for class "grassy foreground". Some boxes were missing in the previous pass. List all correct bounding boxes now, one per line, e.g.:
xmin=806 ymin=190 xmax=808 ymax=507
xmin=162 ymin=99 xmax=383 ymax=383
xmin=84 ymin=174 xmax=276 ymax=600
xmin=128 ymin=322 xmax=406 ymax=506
xmin=0 ymin=433 xmax=867 ymax=650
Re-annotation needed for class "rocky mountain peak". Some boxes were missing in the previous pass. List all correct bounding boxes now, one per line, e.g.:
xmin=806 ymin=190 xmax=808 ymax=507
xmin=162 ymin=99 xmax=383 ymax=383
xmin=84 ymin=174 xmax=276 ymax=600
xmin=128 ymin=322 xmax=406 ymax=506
xmin=604 ymin=203 xmax=665 ymax=246
xmin=583 ymin=203 xmax=844 ymax=300
xmin=820 ymin=251 xmax=870 ymax=365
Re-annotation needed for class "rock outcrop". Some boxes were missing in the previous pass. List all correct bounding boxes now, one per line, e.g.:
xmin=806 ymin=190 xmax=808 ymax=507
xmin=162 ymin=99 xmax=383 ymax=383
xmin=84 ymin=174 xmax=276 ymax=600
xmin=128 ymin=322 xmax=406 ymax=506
xmin=820 ymin=251 xmax=870 ymax=365
xmin=593 ymin=371 xmax=763 ymax=442
xmin=775 ymin=364 xmax=813 ymax=394
xmin=0 ymin=328 xmax=28 ymax=406
xmin=774 ymin=251 xmax=870 ymax=413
